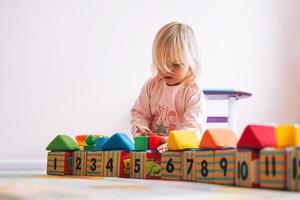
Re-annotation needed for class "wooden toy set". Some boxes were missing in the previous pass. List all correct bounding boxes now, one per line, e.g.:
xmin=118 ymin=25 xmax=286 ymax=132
xmin=46 ymin=124 xmax=300 ymax=191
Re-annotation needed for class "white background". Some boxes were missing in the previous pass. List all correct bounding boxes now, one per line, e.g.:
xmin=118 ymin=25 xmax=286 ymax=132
xmin=0 ymin=0 xmax=299 ymax=161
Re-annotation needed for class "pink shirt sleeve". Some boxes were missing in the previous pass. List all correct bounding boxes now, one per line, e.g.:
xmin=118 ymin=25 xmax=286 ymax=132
xmin=130 ymin=79 xmax=152 ymax=136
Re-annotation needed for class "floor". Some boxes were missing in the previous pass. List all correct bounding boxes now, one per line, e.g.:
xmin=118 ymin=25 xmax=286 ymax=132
xmin=0 ymin=171 xmax=299 ymax=200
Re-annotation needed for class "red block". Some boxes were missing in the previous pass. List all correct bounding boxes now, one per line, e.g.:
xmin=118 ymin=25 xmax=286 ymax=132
xmin=119 ymin=151 xmax=131 ymax=178
xmin=237 ymin=125 xmax=276 ymax=149
xmin=148 ymin=136 xmax=165 ymax=151
xmin=146 ymin=151 xmax=161 ymax=179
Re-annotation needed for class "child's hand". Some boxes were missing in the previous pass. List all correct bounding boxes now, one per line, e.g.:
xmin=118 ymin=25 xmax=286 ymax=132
xmin=136 ymin=127 xmax=157 ymax=136
xmin=157 ymin=143 xmax=168 ymax=153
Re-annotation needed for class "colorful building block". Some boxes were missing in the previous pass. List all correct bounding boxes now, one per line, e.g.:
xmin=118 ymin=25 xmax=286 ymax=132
xmin=237 ymin=125 xmax=276 ymax=149
xmin=86 ymin=151 xmax=103 ymax=176
xmin=199 ymin=129 xmax=237 ymax=149
xmin=102 ymin=133 xmax=134 ymax=151
xmin=47 ymin=151 xmax=72 ymax=175
xmin=182 ymin=151 xmax=197 ymax=181
xmin=119 ymin=151 xmax=131 ymax=178
xmin=130 ymin=152 xmax=147 ymax=179
xmin=95 ymin=137 xmax=109 ymax=151
xmin=148 ymin=135 xmax=166 ymax=150
xmin=161 ymin=151 xmax=182 ymax=180
xmin=72 ymin=151 xmax=87 ymax=176
xmin=102 ymin=151 xmax=121 ymax=177
xmin=259 ymin=148 xmax=286 ymax=189
xmin=276 ymin=125 xmax=300 ymax=147
xmin=84 ymin=135 xmax=96 ymax=151
xmin=75 ymin=135 xmax=88 ymax=150
xmin=195 ymin=150 xmax=215 ymax=183
xmin=46 ymin=135 xmax=79 ymax=151
xmin=287 ymin=147 xmax=300 ymax=191
xmin=167 ymin=130 xmax=200 ymax=150
xmin=214 ymin=149 xmax=236 ymax=185
xmin=235 ymin=149 xmax=259 ymax=187
xmin=146 ymin=151 xmax=161 ymax=179
xmin=134 ymin=136 xmax=148 ymax=151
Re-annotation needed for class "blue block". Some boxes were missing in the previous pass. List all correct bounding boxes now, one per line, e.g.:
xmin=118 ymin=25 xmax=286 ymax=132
xmin=95 ymin=137 xmax=109 ymax=151
xmin=102 ymin=133 xmax=134 ymax=151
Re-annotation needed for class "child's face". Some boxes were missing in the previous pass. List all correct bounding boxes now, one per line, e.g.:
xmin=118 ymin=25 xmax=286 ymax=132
xmin=160 ymin=59 xmax=190 ymax=86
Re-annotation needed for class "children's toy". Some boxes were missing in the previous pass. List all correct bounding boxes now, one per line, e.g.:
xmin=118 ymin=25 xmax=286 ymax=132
xmin=102 ymin=133 xmax=134 ymax=151
xmin=199 ymin=128 xmax=238 ymax=149
xmin=146 ymin=152 xmax=161 ymax=179
xmin=286 ymin=147 xmax=300 ymax=191
xmin=148 ymin=135 xmax=165 ymax=150
xmin=75 ymin=135 xmax=88 ymax=150
xmin=47 ymin=151 xmax=72 ymax=175
xmin=84 ymin=135 xmax=96 ymax=151
xmin=46 ymin=135 xmax=79 ymax=151
xmin=259 ymin=148 xmax=286 ymax=189
xmin=235 ymin=149 xmax=259 ymax=188
xmin=86 ymin=151 xmax=103 ymax=176
xmin=167 ymin=130 xmax=200 ymax=150
xmin=119 ymin=151 xmax=131 ymax=178
xmin=195 ymin=150 xmax=215 ymax=183
xmin=276 ymin=125 xmax=300 ymax=147
xmin=134 ymin=136 xmax=148 ymax=151
xmin=73 ymin=151 xmax=87 ymax=176
xmin=161 ymin=151 xmax=182 ymax=180
xmin=237 ymin=125 xmax=276 ymax=149
xmin=95 ymin=136 xmax=109 ymax=151
xmin=130 ymin=152 xmax=147 ymax=179
xmin=214 ymin=149 xmax=236 ymax=185
xmin=182 ymin=150 xmax=197 ymax=181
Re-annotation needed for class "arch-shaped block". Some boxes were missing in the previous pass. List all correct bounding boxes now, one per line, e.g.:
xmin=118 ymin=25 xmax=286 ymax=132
xmin=199 ymin=128 xmax=238 ymax=149
xmin=46 ymin=135 xmax=79 ymax=151
xmin=102 ymin=133 xmax=134 ymax=151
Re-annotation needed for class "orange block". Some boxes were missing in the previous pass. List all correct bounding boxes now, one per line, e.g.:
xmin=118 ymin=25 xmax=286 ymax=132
xmin=199 ymin=129 xmax=238 ymax=149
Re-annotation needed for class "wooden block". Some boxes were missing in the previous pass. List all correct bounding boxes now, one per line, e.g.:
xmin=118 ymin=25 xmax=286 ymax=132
xmin=214 ymin=149 xmax=236 ymax=185
xmin=130 ymin=152 xmax=147 ymax=179
xmin=86 ymin=151 xmax=103 ymax=176
xmin=119 ymin=151 xmax=131 ymax=178
xmin=195 ymin=150 xmax=215 ymax=183
xmin=47 ymin=151 xmax=72 ymax=175
xmin=148 ymin=136 xmax=165 ymax=150
xmin=134 ymin=136 xmax=148 ymax=151
xmin=287 ymin=147 xmax=300 ymax=191
xmin=276 ymin=125 xmax=300 ymax=147
xmin=181 ymin=151 xmax=197 ymax=181
xmin=102 ymin=151 xmax=121 ymax=177
xmin=199 ymin=129 xmax=237 ymax=149
xmin=146 ymin=151 xmax=161 ymax=179
xmin=161 ymin=151 xmax=182 ymax=180
xmin=259 ymin=148 xmax=286 ymax=189
xmin=235 ymin=149 xmax=259 ymax=187
xmin=72 ymin=151 xmax=87 ymax=176
xmin=167 ymin=130 xmax=200 ymax=150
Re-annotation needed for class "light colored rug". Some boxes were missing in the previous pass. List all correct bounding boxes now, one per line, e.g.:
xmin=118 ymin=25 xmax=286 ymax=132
xmin=0 ymin=171 xmax=299 ymax=200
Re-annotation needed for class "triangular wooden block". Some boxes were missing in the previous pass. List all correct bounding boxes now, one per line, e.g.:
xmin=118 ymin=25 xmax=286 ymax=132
xmin=167 ymin=130 xmax=200 ymax=150
xmin=46 ymin=135 xmax=79 ymax=151
xmin=199 ymin=128 xmax=237 ymax=149
xmin=102 ymin=133 xmax=134 ymax=151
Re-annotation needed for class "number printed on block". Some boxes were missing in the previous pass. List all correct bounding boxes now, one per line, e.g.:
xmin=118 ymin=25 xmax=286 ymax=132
xmin=47 ymin=151 xmax=72 ymax=175
xmin=195 ymin=150 xmax=215 ymax=183
xmin=235 ymin=149 xmax=259 ymax=188
xmin=73 ymin=151 xmax=87 ymax=176
xmin=182 ymin=151 xmax=197 ymax=181
xmin=86 ymin=151 xmax=103 ymax=176
xmin=214 ymin=149 xmax=236 ymax=185
xmin=161 ymin=151 xmax=182 ymax=180
xmin=259 ymin=148 xmax=286 ymax=189
xmin=130 ymin=152 xmax=147 ymax=179
xmin=287 ymin=147 xmax=300 ymax=191
xmin=102 ymin=151 xmax=121 ymax=177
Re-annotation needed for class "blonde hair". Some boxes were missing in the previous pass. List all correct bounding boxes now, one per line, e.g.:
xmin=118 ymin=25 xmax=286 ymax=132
xmin=152 ymin=22 xmax=201 ymax=83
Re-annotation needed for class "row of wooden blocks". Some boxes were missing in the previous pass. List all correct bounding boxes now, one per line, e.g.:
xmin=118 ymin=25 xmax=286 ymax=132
xmin=47 ymin=147 xmax=300 ymax=191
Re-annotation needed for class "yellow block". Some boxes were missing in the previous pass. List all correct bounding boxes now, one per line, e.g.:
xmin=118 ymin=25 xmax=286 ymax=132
xmin=102 ymin=151 xmax=121 ymax=177
xmin=235 ymin=150 xmax=259 ymax=188
xmin=182 ymin=151 xmax=197 ymax=181
xmin=276 ymin=125 xmax=300 ymax=147
xmin=259 ymin=148 xmax=286 ymax=189
xmin=130 ymin=152 xmax=147 ymax=179
xmin=161 ymin=151 xmax=182 ymax=180
xmin=287 ymin=147 xmax=300 ymax=191
xmin=47 ymin=152 xmax=66 ymax=175
xmin=73 ymin=151 xmax=87 ymax=176
xmin=214 ymin=149 xmax=236 ymax=185
xmin=195 ymin=150 xmax=215 ymax=183
xmin=167 ymin=130 xmax=200 ymax=150
xmin=86 ymin=151 xmax=103 ymax=176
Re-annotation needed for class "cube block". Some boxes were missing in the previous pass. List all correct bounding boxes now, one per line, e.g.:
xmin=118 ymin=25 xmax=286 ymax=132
xmin=130 ymin=152 xmax=147 ymax=179
xmin=86 ymin=151 xmax=103 ymax=176
xmin=161 ymin=151 xmax=182 ymax=180
xmin=47 ymin=151 xmax=72 ymax=175
xmin=72 ymin=151 xmax=87 ymax=176
xmin=148 ymin=136 xmax=165 ymax=150
xmin=134 ymin=136 xmax=148 ymax=151
xmin=259 ymin=148 xmax=286 ymax=189
xmin=146 ymin=151 xmax=161 ymax=179
xmin=235 ymin=149 xmax=259 ymax=187
xmin=102 ymin=151 xmax=121 ymax=177
xmin=287 ymin=147 xmax=300 ymax=191
xmin=119 ymin=151 xmax=131 ymax=178
xmin=276 ymin=125 xmax=300 ymax=147
xmin=214 ymin=149 xmax=236 ymax=185
xmin=195 ymin=150 xmax=215 ymax=183
xmin=182 ymin=151 xmax=197 ymax=181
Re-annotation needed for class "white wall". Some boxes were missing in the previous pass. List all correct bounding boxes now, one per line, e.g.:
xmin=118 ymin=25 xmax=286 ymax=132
xmin=0 ymin=0 xmax=299 ymax=160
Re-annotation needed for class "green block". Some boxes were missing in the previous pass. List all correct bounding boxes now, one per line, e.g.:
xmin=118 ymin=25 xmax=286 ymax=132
xmin=134 ymin=136 xmax=148 ymax=151
xmin=84 ymin=145 xmax=95 ymax=151
xmin=46 ymin=135 xmax=79 ymax=151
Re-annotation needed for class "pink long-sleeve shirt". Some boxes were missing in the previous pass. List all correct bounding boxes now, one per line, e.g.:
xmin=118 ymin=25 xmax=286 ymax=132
xmin=130 ymin=77 xmax=206 ymax=137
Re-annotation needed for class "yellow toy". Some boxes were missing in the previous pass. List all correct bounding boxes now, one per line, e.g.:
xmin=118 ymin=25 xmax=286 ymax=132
xmin=167 ymin=130 xmax=200 ymax=150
